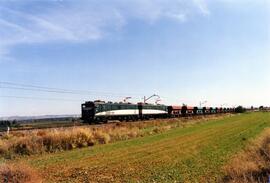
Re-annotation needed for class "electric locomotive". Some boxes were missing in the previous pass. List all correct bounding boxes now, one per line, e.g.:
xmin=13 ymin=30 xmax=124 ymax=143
xmin=81 ymin=100 xmax=168 ymax=124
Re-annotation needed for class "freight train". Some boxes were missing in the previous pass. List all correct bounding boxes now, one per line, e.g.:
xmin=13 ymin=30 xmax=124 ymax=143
xmin=81 ymin=100 xmax=235 ymax=124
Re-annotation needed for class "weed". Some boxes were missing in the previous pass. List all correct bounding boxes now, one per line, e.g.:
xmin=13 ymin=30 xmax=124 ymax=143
xmin=223 ymin=128 xmax=270 ymax=183
xmin=0 ymin=163 xmax=42 ymax=183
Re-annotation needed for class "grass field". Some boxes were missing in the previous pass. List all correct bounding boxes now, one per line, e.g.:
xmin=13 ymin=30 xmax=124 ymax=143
xmin=0 ymin=119 xmax=81 ymax=132
xmin=8 ymin=113 xmax=270 ymax=182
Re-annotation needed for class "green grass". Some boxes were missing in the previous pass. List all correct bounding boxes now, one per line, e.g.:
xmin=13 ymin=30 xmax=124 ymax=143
xmin=0 ymin=119 xmax=80 ymax=132
xmin=14 ymin=120 xmax=79 ymax=130
xmin=16 ymin=113 xmax=270 ymax=182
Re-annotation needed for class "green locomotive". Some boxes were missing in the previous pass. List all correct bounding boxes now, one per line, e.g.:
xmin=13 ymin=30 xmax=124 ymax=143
xmin=81 ymin=100 xmax=168 ymax=123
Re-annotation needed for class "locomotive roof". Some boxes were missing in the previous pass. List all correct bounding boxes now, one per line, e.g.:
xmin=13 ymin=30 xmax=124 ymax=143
xmin=91 ymin=101 xmax=166 ymax=106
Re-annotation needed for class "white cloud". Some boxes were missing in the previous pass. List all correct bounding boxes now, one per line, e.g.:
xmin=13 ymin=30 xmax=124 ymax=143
xmin=0 ymin=0 xmax=210 ymax=60
xmin=193 ymin=0 xmax=210 ymax=15
xmin=0 ymin=46 xmax=13 ymax=63
xmin=0 ymin=6 xmax=119 ymax=44
xmin=117 ymin=0 xmax=207 ymax=23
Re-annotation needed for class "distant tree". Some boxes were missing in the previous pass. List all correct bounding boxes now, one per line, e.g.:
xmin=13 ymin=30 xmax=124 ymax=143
xmin=259 ymin=106 xmax=264 ymax=111
xmin=12 ymin=120 xmax=17 ymax=125
xmin=181 ymin=105 xmax=187 ymax=117
xmin=0 ymin=120 xmax=12 ymax=128
xmin=235 ymin=106 xmax=246 ymax=113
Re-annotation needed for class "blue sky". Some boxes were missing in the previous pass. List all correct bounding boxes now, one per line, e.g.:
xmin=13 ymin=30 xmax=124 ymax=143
xmin=0 ymin=0 xmax=269 ymax=116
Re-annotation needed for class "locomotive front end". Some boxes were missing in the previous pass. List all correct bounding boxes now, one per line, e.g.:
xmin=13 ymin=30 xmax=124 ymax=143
xmin=81 ymin=101 xmax=96 ymax=123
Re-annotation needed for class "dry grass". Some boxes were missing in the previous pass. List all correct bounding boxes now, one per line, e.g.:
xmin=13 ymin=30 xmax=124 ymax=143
xmin=223 ymin=128 xmax=270 ymax=183
xmin=0 ymin=114 xmax=230 ymax=158
xmin=0 ymin=127 xmax=142 ymax=157
xmin=0 ymin=163 xmax=42 ymax=183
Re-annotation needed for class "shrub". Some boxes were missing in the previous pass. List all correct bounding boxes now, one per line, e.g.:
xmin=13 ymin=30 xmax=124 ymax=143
xmin=0 ymin=163 xmax=41 ymax=183
xmin=153 ymin=125 xmax=171 ymax=133
xmin=94 ymin=131 xmax=111 ymax=144
xmin=12 ymin=136 xmax=44 ymax=155
xmin=235 ymin=106 xmax=246 ymax=113
xmin=223 ymin=128 xmax=270 ymax=183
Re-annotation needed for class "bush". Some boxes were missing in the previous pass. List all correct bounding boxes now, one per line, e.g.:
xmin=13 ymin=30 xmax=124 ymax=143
xmin=223 ymin=128 xmax=270 ymax=183
xmin=153 ymin=125 xmax=171 ymax=133
xmin=0 ymin=163 xmax=41 ymax=183
xmin=235 ymin=106 xmax=246 ymax=113
xmin=94 ymin=131 xmax=111 ymax=144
